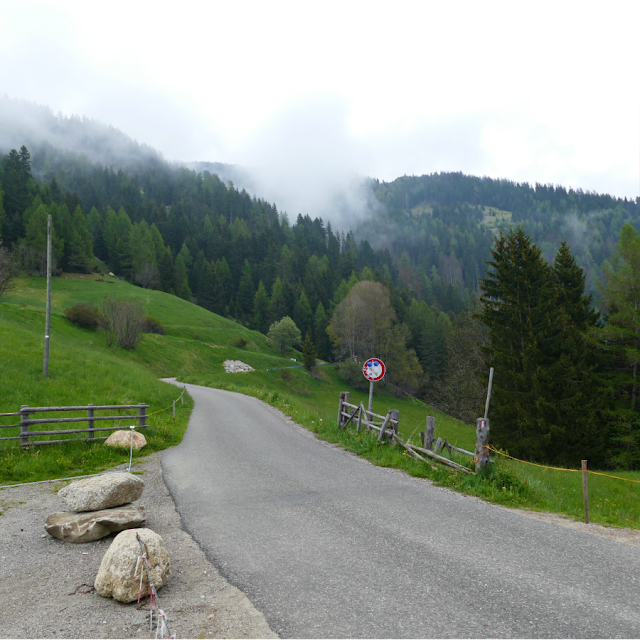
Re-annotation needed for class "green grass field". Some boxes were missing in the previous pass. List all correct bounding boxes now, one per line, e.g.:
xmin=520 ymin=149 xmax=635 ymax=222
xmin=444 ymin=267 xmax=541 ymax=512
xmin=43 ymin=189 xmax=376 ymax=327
xmin=1 ymin=274 xmax=639 ymax=530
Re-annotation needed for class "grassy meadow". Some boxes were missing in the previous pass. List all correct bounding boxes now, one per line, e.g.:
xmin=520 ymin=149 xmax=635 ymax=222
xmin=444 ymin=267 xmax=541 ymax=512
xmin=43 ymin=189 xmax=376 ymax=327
xmin=1 ymin=274 xmax=639 ymax=530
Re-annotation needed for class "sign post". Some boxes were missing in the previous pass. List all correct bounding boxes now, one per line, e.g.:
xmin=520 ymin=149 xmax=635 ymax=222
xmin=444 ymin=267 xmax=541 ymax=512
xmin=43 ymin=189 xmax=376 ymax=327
xmin=363 ymin=358 xmax=386 ymax=414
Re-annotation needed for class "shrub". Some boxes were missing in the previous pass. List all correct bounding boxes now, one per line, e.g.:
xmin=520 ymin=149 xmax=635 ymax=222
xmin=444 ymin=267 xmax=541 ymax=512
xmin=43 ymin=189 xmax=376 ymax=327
xmin=64 ymin=302 xmax=102 ymax=329
xmin=101 ymin=296 xmax=145 ymax=349
xmin=142 ymin=315 xmax=165 ymax=335
xmin=232 ymin=336 xmax=247 ymax=350
xmin=0 ymin=242 xmax=18 ymax=301
xmin=336 ymin=359 xmax=369 ymax=391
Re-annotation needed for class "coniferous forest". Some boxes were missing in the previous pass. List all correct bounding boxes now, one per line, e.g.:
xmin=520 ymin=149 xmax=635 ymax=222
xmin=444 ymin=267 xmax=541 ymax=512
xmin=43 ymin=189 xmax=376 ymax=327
xmin=1 ymin=101 xmax=640 ymax=470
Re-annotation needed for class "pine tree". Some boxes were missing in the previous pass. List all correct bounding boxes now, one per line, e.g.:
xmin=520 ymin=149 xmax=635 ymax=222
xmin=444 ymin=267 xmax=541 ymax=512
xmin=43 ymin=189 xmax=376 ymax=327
xmin=158 ymin=247 xmax=176 ymax=294
xmin=543 ymin=242 xmax=607 ymax=466
xmin=293 ymin=289 xmax=313 ymax=338
xmin=216 ymin=257 xmax=233 ymax=311
xmin=553 ymin=241 xmax=599 ymax=329
xmin=478 ymin=228 xmax=560 ymax=462
xmin=66 ymin=206 xmax=93 ymax=272
xmin=252 ymin=281 xmax=270 ymax=333
xmin=174 ymin=254 xmax=192 ymax=301
xmin=302 ymin=332 xmax=317 ymax=370
xmin=237 ymin=259 xmax=255 ymax=316
xmin=597 ymin=223 xmax=640 ymax=468
xmin=269 ymin=276 xmax=288 ymax=323
xmin=313 ymin=302 xmax=332 ymax=362
xmin=197 ymin=261 xmax=217 ymax=312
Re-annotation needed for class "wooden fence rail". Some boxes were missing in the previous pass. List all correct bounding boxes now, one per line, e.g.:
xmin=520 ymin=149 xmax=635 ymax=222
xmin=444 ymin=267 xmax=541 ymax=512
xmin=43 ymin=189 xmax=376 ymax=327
xmin=0 ymin=403 xmax=149 ymax=447
xmin=337 ymin=392 xmax=490 ymax=474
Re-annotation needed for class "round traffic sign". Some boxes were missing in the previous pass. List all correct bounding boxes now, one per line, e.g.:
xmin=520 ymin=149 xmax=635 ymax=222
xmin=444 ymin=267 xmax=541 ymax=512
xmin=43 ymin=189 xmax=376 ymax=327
xmin=363 ymin=358 xmax=385 ymax=382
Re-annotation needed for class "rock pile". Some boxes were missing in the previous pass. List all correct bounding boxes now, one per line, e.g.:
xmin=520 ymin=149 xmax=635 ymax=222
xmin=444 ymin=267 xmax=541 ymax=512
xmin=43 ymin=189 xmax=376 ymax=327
xmin=223 ymin=359 xmax=255 ymax=373
xmin=45 ymin=472 xmax=146 ymax=543
xmin=94 ymin=528 xmax=170 ymax=602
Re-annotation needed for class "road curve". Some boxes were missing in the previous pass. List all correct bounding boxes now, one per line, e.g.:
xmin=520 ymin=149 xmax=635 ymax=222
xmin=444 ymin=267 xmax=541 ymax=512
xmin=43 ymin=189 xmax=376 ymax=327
xmin=161 ymin=380 xmax=640 ymax=638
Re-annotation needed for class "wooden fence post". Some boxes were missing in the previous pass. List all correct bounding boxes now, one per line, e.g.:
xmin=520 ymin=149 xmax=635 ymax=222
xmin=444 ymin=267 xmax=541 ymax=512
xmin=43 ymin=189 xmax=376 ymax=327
xmin=20 ymin=405 xmax=29 ymax=448
xmin=475 ymin=417 xmax=490 ymax=472
xmin=377 ymin=411 xmax=391 ymax=442
xmin=87 ymin=403 xmax=95 ymax=440
xmin=338 ymin=392 xmax=349 ymax=428
xmin=425 ymin=416 xmax=435 ymax=450
xmin=138 ymin=404 xmax=146 ymax=430
xmin=390 ymin=409 xmax=399 ymax=439
xmin=582 ymin=460 xmax=590 ymax=524
xmin=173 ymin=399 xmax=176 ymax=418
xmin=356 ymin=403 xmax=363 ymax=433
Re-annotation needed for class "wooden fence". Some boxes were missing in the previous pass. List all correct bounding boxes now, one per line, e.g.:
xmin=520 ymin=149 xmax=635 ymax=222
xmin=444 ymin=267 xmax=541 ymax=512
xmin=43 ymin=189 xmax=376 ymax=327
xmin=0 ymin=403 xmax=149 ymax=447
xmin=338 ymin=391 xmax=490 ymax=474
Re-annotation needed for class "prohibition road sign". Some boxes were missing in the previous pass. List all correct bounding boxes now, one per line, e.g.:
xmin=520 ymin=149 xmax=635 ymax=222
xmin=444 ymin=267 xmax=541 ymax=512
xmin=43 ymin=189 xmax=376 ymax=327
xmin=363 ymin=358 xmax=386 ymax=382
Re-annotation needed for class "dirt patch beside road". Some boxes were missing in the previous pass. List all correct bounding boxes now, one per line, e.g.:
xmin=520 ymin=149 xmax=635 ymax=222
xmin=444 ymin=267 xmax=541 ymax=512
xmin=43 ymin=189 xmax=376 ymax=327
xmin=0 ymin=452 xmax=277 ymax=639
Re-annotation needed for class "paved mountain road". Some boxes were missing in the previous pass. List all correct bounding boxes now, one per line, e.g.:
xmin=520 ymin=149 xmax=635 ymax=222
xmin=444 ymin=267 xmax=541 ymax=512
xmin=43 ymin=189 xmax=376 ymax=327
xmin=161 ymin=381 xmax=640 ymax=638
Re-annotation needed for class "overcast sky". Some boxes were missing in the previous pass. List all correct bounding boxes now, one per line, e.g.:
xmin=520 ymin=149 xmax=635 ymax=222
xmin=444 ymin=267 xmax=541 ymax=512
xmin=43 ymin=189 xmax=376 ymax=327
xmin=1 ymin=0 xmax=638 ymax=216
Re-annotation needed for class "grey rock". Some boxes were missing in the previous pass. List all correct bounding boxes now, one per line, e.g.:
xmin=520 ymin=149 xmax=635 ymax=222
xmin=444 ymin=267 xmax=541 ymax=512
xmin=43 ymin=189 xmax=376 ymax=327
xmin=58 ymin=472 xmax=144 ymax=511
xmin=95 ymin=528 xmax=170 ymax=603
xmin=45 ymin=505 xmax=146 ymax=543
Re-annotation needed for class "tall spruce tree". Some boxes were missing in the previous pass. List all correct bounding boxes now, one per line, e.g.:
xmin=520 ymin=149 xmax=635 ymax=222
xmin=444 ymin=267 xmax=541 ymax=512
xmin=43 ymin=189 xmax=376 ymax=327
xmin=237 ymin=259 xmax=255 ymax=316
xmin=293 ymin=290 xmax=313 ymax=338
xmin=313 ymin=302 xmax=332 ymax=362
xmin=545 ymin=242 xmax=607 ymax=466
xmin=479 ymin=228 xmax=561 ymax=462
xmin=597 ymin=223 xmax=640 ymax=468
xmin=252 ymin=281 xmax=270 ymax=333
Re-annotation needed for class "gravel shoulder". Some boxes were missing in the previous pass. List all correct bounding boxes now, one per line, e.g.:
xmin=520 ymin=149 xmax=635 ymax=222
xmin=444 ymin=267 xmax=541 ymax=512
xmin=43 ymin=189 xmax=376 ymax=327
xmin=0 ymin=451 xmax=277 ymax=640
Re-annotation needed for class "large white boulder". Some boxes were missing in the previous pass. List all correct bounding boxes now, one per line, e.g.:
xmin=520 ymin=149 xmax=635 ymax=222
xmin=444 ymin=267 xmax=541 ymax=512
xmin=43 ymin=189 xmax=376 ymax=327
xmin=45 ymin=505 xmax=146 ymax=543
xmin=105 ymin=430 xmax=147 ymax=450
xmin=58 ymin=472 xmax=144 ymax=512
xmin=94 ymin=528 xmax=170 ymax=603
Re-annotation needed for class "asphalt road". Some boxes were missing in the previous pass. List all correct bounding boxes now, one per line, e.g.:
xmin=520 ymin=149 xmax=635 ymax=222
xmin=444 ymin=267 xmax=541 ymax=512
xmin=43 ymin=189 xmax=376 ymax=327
xmin=162 ymin=381 xmax=640 ymax=638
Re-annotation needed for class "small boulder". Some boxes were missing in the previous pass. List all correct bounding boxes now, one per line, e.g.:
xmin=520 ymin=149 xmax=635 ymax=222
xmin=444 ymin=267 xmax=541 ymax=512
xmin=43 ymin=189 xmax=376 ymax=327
xmin=105 ymin=430 xmax=147 ymax=450
xmin=45 ymin=505 xmax=146 ymax=543
xmin=59 ymin=472 xmax=144 ymax=512
xmin=95 ymin=528 xmax=170 ymax=602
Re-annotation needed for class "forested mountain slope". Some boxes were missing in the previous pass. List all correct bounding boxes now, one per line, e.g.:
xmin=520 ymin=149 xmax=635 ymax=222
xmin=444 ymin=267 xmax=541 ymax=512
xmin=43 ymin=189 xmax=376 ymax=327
xmin=1 ymin=99 xmax=638 ymax=416
xmin=356 ymin=173 xmax=639 ymax=300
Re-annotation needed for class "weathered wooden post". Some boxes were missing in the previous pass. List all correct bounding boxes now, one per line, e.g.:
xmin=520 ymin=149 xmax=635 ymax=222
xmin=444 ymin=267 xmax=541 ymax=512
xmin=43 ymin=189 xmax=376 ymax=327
xmin=181 ymin=387 xmax=185 ymax=405
xmin=138 ymin=403 xmax=146 ymax=430
xmin=475 ymin=417 xmax=490 ymax=472
xmin=484 ymin=367 xmax=494 ymax=420
xmin=87 ymin=403 xmax=95 ymax=440
xmin=356 ymin=402 xmax=363 ymax=433
xmin=425 ymin=416 xmax=435 ymax=450
xmin=582 ymin=460 xmax=590 ymax=524
xmin=173 ymin=399 xmax=176 ymax=418
xmin=390 ymin=409 xmax=399 ymax=440
xmin=20 ymin=405 xmax=30 ymax=448
xmin=377 ymin=411 xmax=391 ymax=442
xmin=338 ymin=392 xmax=349 ymax=428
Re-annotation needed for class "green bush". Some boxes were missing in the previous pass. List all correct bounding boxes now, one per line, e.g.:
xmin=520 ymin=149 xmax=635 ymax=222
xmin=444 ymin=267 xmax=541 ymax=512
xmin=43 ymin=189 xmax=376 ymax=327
xmin=232 ymin=336 xmax=247 ymax=349
xmin=142 ymin=315 xmax=165 ymax=335
xmin=63 ymin=302 xmax=102 ymax=329
xmin=336 ymin=359 xmax=369 ymax=391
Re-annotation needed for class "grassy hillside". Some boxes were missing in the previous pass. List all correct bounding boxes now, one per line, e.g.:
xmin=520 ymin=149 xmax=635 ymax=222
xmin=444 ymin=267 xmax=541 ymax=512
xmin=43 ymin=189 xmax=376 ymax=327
xmin=2 ymin=275 xmax=639 ymax=531
xmin=0 ymin=275 xmax=473 ymax=483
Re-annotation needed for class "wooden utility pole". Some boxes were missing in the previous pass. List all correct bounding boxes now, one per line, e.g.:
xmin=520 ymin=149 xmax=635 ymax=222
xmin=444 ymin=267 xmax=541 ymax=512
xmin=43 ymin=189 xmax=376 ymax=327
xmin=484 ymin=367 xmax=494 ymax=420
xmin=43 ymin=214 xmax=52 ymax=377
